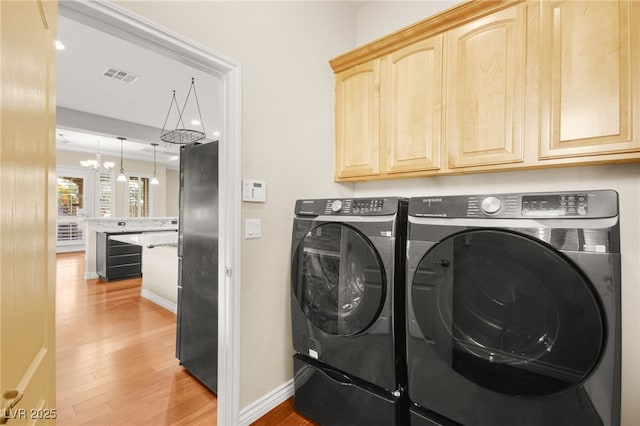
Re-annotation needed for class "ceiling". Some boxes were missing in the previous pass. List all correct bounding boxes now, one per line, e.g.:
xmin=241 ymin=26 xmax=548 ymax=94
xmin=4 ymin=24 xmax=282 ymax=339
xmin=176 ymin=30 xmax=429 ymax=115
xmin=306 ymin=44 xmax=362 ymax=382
xmin=56 ymin=14 xmax=223 ymax=167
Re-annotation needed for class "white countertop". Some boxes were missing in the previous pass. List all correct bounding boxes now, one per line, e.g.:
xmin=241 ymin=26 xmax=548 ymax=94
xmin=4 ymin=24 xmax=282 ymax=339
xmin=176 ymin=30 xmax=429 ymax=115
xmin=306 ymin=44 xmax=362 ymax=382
xmin=109 ymin=231 xmax=179 ymax=248
xmin=87 ymin=217 xmax=179 ymax=233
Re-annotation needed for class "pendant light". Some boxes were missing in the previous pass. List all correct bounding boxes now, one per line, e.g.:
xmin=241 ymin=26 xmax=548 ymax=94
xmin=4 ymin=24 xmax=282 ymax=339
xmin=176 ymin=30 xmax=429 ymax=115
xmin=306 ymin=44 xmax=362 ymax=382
xmin=150 ymin=143 xmax=160 ymax=185
xmin=117 ymin=137 xmax=127 ymax=182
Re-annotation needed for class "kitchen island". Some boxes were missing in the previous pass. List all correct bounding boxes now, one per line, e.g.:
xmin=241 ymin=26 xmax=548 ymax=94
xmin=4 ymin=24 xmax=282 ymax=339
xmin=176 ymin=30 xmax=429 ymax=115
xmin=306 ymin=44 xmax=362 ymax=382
xmin=109 ymin=231 xmax=179 ymax=312
xmin=84 ymin=217 xmax=178 ymax=279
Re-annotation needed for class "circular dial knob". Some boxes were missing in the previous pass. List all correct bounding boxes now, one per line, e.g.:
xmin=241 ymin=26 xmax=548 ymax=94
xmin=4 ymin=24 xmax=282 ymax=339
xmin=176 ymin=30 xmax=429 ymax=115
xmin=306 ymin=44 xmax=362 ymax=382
xmin=331 ymin=200 xmax=343 ymax=212
xmin=481 ymin=196 xmax=502 ymax=214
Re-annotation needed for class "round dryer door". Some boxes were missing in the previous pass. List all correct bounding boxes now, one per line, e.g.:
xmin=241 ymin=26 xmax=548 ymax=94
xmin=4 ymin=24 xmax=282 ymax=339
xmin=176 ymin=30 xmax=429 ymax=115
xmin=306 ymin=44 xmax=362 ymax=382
xmin=292 ymin=223 xmax=386 ymax=336
xmin=411 ymin=229 xmax=604 ymax=397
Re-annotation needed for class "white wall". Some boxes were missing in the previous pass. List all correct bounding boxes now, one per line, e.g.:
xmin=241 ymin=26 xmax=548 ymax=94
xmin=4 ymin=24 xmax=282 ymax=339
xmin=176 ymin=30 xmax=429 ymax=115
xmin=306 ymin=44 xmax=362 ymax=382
xmin=165 ymin=170 xmax=179 ymax=217
xmin=113 ymin=0 xmax=356 ymax=409
xmin=351 ymin=3 xmax=640 ymax=425
xmin=355 ymin=1 xmax=460 ymax=45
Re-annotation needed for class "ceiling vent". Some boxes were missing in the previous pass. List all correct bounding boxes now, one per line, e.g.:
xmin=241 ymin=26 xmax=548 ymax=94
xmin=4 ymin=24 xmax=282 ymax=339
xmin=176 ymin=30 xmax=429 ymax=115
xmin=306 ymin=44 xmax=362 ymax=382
xmin=103 ymin=66 xmax=138 ymax=84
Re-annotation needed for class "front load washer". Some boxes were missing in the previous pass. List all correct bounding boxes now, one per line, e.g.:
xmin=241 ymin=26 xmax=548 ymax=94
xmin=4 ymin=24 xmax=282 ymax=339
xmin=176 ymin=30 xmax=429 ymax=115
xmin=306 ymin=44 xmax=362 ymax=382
xmin=406 ymin=190 xmax=621 ymax=426
xmin=291 ymin=197 xmax=408 ymax=425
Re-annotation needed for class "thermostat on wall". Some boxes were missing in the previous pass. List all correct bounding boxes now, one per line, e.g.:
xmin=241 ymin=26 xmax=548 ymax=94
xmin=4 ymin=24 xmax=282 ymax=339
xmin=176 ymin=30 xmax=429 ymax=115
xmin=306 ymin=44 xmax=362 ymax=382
xmin=242 ymin=180 xmax=266 ymax=202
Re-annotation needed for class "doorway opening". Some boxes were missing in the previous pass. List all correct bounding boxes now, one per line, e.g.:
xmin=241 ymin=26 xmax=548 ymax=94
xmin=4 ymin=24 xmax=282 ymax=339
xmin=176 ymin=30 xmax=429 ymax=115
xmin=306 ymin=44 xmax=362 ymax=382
xmin=56 ymin=2 xmax=242 ymax=424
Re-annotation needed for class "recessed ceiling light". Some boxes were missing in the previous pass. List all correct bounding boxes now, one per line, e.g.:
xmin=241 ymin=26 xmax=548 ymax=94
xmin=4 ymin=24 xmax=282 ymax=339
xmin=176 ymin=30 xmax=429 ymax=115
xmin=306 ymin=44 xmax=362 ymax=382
xmin=213 ymin=131 xmax=220 ymax=137
xmin=190 ymin=119 xmax=201 ymax=126
xmin=168 ymin=155 xmax=179 ymax=161
xmin=55 ymin=40 xmax=66 ymax=50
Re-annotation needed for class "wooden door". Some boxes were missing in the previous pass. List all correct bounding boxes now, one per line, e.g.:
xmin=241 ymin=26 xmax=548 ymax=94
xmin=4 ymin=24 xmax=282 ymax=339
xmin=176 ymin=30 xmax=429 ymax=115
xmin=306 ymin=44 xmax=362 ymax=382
xmin=334 ymin=60 xmax=380 ymax=179
xmin=0 ymin=1 xmax=57 ymax=424
xmin=539 ymin=0 xmax=640 ymax=159
xmin=383 ymin=36 xmax=443 ymax=174
xmin=446 ymin=4 xmax=526 ymax=168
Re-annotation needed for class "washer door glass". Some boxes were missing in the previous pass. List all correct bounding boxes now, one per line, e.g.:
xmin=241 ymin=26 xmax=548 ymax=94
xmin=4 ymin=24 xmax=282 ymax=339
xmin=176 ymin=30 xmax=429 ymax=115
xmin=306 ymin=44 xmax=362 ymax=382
xmin=292 ymin=223 xmax=386 ymax=336
xmin=411 ymin=229 xmax=604 ymax=397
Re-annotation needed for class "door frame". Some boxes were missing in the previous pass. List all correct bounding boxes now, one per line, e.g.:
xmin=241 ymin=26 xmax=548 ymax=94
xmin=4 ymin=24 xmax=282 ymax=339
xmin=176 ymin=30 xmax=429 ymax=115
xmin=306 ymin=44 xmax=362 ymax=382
xmin=57 ymin=2 xmax=243 ymax=424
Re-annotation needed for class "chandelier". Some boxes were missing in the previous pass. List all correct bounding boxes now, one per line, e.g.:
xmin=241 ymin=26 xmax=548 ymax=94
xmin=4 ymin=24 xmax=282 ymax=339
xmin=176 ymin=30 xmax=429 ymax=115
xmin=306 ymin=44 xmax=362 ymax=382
xmin=80 ymin=140 xmax=115 ymax=171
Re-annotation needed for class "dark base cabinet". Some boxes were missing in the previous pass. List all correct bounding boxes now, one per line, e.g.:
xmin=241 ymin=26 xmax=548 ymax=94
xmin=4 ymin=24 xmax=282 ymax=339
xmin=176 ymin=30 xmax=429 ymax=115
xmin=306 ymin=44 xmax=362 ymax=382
xmin=293 ymin=354 xmax=408 ymax=426
xmin=96 ymin=232 xmax=142 ymax=281
xmin=410 ymin=404 xmax=461 ymax=426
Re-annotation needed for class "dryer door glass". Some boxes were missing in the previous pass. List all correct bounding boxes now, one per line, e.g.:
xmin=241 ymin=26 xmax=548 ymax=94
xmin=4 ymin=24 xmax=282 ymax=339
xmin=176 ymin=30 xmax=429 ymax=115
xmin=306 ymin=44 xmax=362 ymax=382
xmin=411 ymin=229 xmax=604 ymax=397
xmin=292 ymin=223 xmax=386 ymax=336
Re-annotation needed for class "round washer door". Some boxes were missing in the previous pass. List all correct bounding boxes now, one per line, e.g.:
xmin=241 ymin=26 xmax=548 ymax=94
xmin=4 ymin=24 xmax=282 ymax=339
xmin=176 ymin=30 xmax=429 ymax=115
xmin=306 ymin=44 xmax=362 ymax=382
xmin=411 ymin=229 xmax=604 ymax=397
xmin=292 ymin=223 xmax=386 ymax=336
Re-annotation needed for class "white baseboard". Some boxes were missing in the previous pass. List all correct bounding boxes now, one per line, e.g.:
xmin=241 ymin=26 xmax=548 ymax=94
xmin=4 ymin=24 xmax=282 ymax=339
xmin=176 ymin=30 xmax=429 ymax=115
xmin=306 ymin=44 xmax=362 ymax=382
xmin=84 ymin=272 xmax=99 ymax=279
xmin=56 ymin=246 xmax=84 ymax=253
xmin=140 ymin=289 xmax=177 ymax=314
xmin=239 ymin=379 xmax=294 ymax=426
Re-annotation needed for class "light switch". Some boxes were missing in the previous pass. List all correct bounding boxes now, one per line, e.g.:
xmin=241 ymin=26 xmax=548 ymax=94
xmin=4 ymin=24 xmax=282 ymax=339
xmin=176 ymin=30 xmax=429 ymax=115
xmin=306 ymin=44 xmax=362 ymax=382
xmin=245 ymin=218 xmax=262 ymax=239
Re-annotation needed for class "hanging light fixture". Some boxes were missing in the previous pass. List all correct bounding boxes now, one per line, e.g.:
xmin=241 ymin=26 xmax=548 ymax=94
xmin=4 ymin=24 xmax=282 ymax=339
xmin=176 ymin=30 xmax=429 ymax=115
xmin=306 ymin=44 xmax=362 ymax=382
xmin=117 ymin=137 xmax=127 ymax=182
xmin=150 ymin=143 xmax=160 ymax=185
xmin=80 ymin=140 xmax=115 ymax=171
xmin=160 ymin=77 xmax=206 ymax=145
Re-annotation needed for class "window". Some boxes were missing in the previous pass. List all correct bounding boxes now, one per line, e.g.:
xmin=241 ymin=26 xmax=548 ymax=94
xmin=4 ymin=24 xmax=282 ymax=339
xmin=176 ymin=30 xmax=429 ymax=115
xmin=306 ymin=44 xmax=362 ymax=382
xmin=58 ymin=176 xmax=84 ymax=216
xmin=57 ymin=175 xmax=85 ymax=244
xmin=128 ymin=176 xmax=150 ymax=217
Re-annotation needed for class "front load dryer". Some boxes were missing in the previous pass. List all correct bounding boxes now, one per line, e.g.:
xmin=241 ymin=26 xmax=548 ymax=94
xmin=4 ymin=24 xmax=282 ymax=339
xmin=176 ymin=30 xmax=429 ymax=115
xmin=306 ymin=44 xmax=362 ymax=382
xmin=406 ymin=190 xmax=621 ymax=426
xmin=291 ymin=197 xmax=408 ymax=425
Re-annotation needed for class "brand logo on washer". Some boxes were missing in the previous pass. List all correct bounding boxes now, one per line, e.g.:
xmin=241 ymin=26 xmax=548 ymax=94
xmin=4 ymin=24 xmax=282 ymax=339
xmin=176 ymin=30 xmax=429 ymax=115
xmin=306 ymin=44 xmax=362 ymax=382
xmin=422 ymin=197 xmax=442 ymax=203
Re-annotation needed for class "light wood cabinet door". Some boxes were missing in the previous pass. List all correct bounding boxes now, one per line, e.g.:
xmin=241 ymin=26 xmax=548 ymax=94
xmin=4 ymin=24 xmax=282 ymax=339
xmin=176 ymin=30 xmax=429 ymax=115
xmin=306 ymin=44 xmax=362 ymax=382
xmin=334 ymin=60 xmax=380 ymax=179
xmin=539 ymin=0 xmax=640 ymax=159
xmin=383 ymin=36 xmax=444 ymax=174
xmin=1 ymin=0 xmax=58 ymax=418
xmin=446 ymin=4 xmax=526 ymax=168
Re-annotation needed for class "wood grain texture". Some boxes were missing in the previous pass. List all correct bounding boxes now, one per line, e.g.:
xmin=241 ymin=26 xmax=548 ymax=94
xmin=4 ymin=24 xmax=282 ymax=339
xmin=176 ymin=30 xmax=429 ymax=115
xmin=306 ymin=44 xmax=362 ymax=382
xmin=56 ymin=253 xmax=311 ymax=425
xmin=329 ymin=0 xmax=525 ymax=73
xmin=539 ymin=0 xmax=640 ymax=158
xmin=251 ymin=398 xmax=317 ymax=426
xmin=55 ymin=252 xmax=216 ymax=425
xmin=384 ymin=35 xmax=444 ymax=174
xmin=334 ymin=60 xmax=381 ymax=179
xmin=446 ymin=3 xmax=526 ymax=168
xmin=1 ymin=0 xmax=58 ymax=419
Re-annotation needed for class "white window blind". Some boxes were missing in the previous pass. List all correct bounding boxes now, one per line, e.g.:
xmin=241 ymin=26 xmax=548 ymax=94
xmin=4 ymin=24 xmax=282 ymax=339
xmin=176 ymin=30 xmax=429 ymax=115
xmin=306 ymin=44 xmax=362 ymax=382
xmin=98 ymin=170 xmax=114 ymax=217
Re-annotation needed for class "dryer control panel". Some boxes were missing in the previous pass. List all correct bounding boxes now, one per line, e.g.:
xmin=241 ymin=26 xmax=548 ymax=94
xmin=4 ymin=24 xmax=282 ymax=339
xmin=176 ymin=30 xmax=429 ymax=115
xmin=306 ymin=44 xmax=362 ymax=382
xmin=295 ymin=197 xmax=401 ymax=216
xmin=409 ymin=190 xmax=618 ymax=219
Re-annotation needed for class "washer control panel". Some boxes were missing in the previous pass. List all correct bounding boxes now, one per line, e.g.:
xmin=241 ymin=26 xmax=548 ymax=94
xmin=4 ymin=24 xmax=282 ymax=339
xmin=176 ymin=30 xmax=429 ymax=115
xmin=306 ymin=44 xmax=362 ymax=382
xmin=521 ymin=193 xmax=587 ymax=216
xmin=295 ymin=197 xmax=400 ymax=216
xmin=409 ymin=190 xmax=618 ymax=219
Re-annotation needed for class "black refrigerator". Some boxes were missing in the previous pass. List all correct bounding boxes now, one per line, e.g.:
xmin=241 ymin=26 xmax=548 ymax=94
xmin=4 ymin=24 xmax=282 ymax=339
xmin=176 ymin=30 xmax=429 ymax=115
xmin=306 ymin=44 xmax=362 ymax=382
xmin=176 ymin=141 xmax=218 ymax=393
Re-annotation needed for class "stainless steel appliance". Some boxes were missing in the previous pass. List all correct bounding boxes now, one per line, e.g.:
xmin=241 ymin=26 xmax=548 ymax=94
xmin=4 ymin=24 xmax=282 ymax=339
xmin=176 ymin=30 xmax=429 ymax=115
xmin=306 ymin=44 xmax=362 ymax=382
xmin=176 ymin=141 xmax=218 ymax=393
xmin=290 ymin=197 xmax=409 ymax=425
xmin=406 ymin=190 xmax=621 ymax=426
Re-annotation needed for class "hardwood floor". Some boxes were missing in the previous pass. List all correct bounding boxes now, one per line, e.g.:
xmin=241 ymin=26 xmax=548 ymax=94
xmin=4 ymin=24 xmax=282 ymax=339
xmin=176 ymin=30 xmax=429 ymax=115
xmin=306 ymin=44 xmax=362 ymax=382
xmin=56 ymin=252 xmax=216 ymax=425
xmin=55 ymin=252 xmax=313 ymax=425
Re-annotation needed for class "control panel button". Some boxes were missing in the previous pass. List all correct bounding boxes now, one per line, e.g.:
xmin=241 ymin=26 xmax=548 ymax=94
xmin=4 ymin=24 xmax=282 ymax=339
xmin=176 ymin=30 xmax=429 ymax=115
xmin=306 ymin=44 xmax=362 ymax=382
xmin=481 ymin=196 xmax=502 ymax=214
xmin=331 ymin=200 xmax=343 ymax=212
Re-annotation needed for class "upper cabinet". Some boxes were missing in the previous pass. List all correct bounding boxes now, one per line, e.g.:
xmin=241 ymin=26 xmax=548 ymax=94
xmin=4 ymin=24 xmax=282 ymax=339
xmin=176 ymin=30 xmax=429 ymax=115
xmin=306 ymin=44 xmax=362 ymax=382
xmin=383 ymin=36 xmax=444 ymax=175
xmin=539 ymin=0 xmax=640 ymax=159
xmin=334 ymin=60 xmax=381 ymax=179
xmin=446 ymin=4 xmax=526 ymax=168
xmin=330 ymin=0 xmax=640 ymax=182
